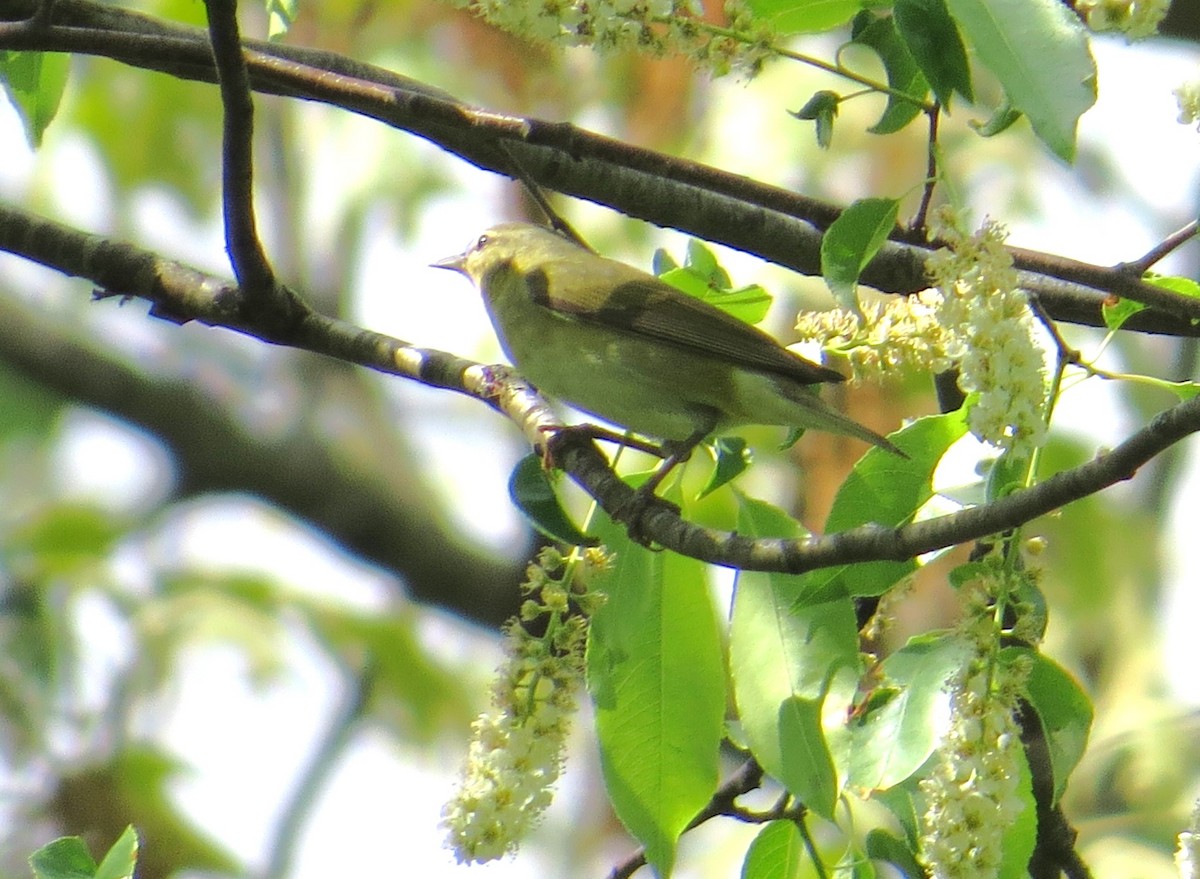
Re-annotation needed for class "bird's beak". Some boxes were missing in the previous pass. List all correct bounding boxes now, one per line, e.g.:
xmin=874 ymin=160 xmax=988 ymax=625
xmin=430 ymin=252 xmax=468 ymax=275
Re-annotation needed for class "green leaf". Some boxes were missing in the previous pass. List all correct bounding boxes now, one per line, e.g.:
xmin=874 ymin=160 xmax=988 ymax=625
xmin=841 ymin=633 xmax=969 ymax=792
xmin=657 ymin=240 xmax=772 ymax=325
xmin=1145 ymin=273 xmax=1200 ymax=299
xmin=0 ymin=362 xmax=65 ymax=441
xmin=7 ymin=504 xmax=124 ymax=577
xmin=865 ymin=829 xmax=923 ymax=878
xmin=137 ymin=570 xmax=288 ymax=688
xmin=0 ymin=51 xmax=69 ymax=147
xmin=652 ymin=247 xmax=679 ymax=276
xmin=698 ymin=436 xmax=752 ymax=499
xmin=587 ymin=502 xmax=725 ymax=877
xmin=731 ymin=497 xmax=857 ymax=819
xmin=685 ymin=238 xmax=730 ymax=287
xmin=945 ymin=0 xmax=1096 ymax=160
xmin=301 ymin=602 xmax=471 ymax=741
xmin=508 ymin=454 xmax=595 ymax=546
xmin=1101 ymin=295 xmax=1146 ymax=331
xmin=1009 ymin=647 xmax=1093 ymax=803
xmin=55 ymin=748 xmax=239 ymax=877
xmin=745 ymin=0 xmax=863 ymax=34
xmin=94 ymin=827 xmax=139 ymax=879
xmin=821 ymin=198 xmax=900 ymax=311
xmin=893 ymin=0 xmax=973 ymax=106
xmin=850 ymin=13 xmax=929 ymax=135
xmin=742 ymin=820 xmax=805 ymax=879
xmin=823 ymin=408 xmax=969 ymax=596
xmin=266 ymin=0 xmax=299 ymax=39
xmin=790 ymin=90 xmax=840 ymax=149
xmin=969 ymin=95 xmax=1023 ymax=138
xmin=29 ymin=837 xmax=97 ymax=879
xmin=999 ymin=746 xmax=1038 ymax=879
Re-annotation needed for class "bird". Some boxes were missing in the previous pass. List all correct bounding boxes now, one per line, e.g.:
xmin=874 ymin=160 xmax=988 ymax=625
xmin=433 ymin=222 xmax=899 ymax=464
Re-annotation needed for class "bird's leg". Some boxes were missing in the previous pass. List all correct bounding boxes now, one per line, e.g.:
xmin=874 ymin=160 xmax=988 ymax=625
xmin=618 ymin=422 xmax=712 ymax=546
xmin=539 ymin=423 xmax=667 ymax=460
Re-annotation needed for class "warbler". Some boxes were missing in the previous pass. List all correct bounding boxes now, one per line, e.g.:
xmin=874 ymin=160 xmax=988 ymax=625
xmin=433 ymin=223 xmax=899 ymax=458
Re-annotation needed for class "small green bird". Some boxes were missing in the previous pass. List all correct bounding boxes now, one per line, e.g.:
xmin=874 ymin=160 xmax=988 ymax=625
xmin=433 ymin=223 xmax=899 ymax=459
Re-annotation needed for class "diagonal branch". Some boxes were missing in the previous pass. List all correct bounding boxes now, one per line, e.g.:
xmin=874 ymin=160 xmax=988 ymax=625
xmin=3 ymin=201 xmax=1198 ymax=577
xmin=1 ymin=0 xmax=1199 ymax=331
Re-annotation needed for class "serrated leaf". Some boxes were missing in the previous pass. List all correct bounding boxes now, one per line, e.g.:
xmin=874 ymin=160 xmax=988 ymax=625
xmin=93 ymin=827 xmax=139 ymax=879
xmin=946 ymin=0 xmax=1096 ymax=160
xmin=587 ymin=501 xmax=724 ymax=877
xmin=851 ymin=13 xmax=929 ymax=135
xmin=823 ymin=408 xmax=969 ymax=596
xmin=731 ymin=497 xmax=857 ymax=819
xmin=698 ymin=436 xmax=752 ymax=499
xmin=1007 ymin=647 xmax=1092 ymax=803
xmin=893 ymin=0 xmax=972 ymax=106
xmin=821 ymin=198 xmax=900 ymax=311
xmin=0 ymin=51 xmax=69 ymax=147
xmin=742 ymin=820 xmax=805 ymax=879
xmin=29 ymin=837 xmax=97 ymax=879
xmin=745 ymin=0 xmax=862 ymax=34
xmin=508 ymin=454 xmax=594 ymax=546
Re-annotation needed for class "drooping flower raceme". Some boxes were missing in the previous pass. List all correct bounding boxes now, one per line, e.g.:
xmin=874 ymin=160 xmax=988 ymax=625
xmin=443 ymin=546 xmax=609 ymax=863
xmin=927 ymin=217 xmax=1049 ymax=453
xmin=795 ymin=217 xmax=1049 ymax=454
xmin=1176 ymin=78 xmax=1200 ymax=131
xmin=918 ymin=580 xmax=1030 ymax=879
xmin=1075 ymin=0 xmax=1172 ymax=40
xmin=440 ymin=0 xmax=773 ymax=76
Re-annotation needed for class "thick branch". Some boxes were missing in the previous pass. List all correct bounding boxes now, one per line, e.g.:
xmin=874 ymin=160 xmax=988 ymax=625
xmin=204 ymin=0 xmax=278 ymax=300
xmin=4 ymin=202 xmax=1197 ymax=576
xmin=1 ymin=0 xmax=1198 ymax=333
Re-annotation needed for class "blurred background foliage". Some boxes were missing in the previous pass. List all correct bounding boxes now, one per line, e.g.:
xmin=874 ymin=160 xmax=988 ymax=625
xmin=0 ymin=0 xmax=1199 ymax=877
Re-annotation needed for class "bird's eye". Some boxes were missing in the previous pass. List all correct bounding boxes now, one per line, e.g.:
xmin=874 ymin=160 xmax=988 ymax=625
xmin=474 ymin=234 xmax=489 ymax=252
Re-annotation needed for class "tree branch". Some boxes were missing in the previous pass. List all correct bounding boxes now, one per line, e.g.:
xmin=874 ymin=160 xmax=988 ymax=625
xmin=1 ymin=0 xmax=1199 ymax=332
xmin=4 ymin=201 xmax=1197 ymax=577
xmin=203 ymin=0 xmax=279 ymax=302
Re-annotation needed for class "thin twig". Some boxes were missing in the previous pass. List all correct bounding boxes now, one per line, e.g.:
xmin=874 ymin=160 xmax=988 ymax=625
xmin=1119 ymin=219 xmax=1199 ymax=275
xmin=909 ymin=105 xmax=941 ymax=236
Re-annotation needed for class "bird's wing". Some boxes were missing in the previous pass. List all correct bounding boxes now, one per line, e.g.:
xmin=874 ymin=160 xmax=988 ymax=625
xmin=521 ymin=255 xmax=845 ymax=386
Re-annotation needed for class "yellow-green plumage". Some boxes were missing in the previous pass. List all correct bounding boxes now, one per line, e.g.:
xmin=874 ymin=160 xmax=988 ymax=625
xmin=434 ymin=223 xmax=897 ymax=453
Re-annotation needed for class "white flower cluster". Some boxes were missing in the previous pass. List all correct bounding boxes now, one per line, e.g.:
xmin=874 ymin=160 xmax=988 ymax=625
xmin=1075 ymin=0 xmax=1172 ymax=40
xmin=442 ymin=0 xmax=772 ymax=76
xmin=918 ymin=597 xmax=1029 ymax=879
xmin=796 ymin=217 xmax=1047 ymax=452
xmin=1178 ymin=800 xmax=1200 ymax=879
xmin=794 ymin=289 xmax=956 ymax=381
xmin=928 ymin=217 xmax=1048 ymax=453
xmin=1176 ymin=79 xmax=1200 ymax=131
xmin=442 ymin=547 xmax=608 ymax=863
